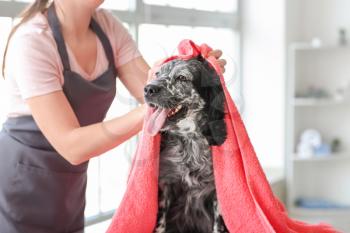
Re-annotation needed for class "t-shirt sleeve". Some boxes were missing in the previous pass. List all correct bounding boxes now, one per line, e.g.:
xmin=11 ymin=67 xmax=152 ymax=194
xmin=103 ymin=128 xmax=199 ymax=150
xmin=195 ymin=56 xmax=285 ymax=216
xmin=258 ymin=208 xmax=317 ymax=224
xmin=6 ymin=31 xmax=62 ymax=99
xmin=97 ymin=9 xmax=142 ymax=68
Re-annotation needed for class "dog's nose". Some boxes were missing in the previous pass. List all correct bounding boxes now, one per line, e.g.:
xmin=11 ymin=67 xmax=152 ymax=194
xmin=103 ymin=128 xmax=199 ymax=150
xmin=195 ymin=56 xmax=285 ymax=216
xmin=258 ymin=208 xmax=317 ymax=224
xmin=144 ymin=84 xmax=161 ymax=97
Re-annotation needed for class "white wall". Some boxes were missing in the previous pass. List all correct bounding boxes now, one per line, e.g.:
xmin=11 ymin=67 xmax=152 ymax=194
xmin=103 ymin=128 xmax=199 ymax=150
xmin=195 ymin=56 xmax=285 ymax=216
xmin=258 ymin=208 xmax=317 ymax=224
xmin=287 ymin=0 xmax=350 ymax=45
xmin=241 ymin=0 xmax=286 ymax=168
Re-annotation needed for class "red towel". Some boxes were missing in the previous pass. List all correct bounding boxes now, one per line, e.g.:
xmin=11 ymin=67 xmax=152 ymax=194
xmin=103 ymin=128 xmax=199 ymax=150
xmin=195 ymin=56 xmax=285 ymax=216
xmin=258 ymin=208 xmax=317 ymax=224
xmin=106 ymin=40 xmax=341 ymax=233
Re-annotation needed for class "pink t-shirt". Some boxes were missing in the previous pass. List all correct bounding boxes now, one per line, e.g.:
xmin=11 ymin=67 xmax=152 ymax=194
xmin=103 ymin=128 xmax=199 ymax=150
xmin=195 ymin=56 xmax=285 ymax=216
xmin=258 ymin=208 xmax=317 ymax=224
xmin=4 ymin=8 xmax=142 ymax=117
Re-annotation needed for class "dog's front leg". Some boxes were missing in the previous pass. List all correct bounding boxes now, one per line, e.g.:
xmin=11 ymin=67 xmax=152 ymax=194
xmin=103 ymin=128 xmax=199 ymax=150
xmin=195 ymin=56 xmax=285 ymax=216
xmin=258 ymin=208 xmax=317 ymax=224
xmin=213 ymin=200 xmax=229 ymax=233
xmin=154 ymin=185 xmax=170 ymax=233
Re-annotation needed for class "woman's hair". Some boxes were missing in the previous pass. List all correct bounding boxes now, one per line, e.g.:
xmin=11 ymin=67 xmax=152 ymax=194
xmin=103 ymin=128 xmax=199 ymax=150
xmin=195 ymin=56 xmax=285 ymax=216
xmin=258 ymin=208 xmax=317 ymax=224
xmin=2 ymin=0 xmax=50 ymax=78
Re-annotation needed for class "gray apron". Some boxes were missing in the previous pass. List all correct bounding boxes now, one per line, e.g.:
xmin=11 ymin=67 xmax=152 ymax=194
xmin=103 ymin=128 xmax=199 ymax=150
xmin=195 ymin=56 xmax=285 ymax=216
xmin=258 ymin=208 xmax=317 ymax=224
xmin=0 ymin=3 xmax=117 ymax=233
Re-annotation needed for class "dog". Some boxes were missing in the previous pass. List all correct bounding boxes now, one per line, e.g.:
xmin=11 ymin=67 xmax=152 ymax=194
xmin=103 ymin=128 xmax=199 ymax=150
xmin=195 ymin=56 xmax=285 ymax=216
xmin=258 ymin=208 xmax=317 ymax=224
xmin=144 ymin=56 xmax=228 ymax=233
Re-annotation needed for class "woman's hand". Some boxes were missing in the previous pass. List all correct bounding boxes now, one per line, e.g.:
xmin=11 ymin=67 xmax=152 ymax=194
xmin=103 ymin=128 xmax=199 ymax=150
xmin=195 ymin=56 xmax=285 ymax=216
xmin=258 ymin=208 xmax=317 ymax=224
xmin=208 ymin=49 xmax=227 ymax=73
xmin=139 ymin=103 xmax=148 ymax=117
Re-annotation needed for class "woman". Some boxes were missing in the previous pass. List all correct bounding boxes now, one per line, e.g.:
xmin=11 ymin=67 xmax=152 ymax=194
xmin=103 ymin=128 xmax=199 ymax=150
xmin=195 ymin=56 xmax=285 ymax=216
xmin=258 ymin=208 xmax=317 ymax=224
xmin=0 ymin=0 xmax=226 ymax=232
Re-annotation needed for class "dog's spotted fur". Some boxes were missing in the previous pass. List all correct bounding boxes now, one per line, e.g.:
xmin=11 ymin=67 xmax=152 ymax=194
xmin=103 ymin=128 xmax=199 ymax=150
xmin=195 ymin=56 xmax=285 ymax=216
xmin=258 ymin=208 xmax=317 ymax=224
xmin=145 ymin=57 xmax=228 ymax=233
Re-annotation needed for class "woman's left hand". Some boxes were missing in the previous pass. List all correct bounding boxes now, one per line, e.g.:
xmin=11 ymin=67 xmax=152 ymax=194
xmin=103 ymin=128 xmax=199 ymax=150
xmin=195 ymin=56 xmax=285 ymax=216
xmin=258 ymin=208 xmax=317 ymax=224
xmin=208 ymin=49 xmax=227 ymax=73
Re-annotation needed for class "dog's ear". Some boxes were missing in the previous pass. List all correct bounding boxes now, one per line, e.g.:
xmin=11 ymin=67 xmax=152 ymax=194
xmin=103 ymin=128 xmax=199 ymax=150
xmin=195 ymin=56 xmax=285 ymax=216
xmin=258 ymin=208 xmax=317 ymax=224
xmin=195 ymin=59 xmax=227 ymax=146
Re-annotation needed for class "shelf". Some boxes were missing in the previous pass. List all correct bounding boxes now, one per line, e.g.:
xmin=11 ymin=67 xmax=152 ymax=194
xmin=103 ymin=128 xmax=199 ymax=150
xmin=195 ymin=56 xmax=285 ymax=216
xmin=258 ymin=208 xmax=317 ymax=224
xmin=289 ymin=207 xmax=350 ymax=217
xmin=289 ymin=207 xmax=350 ymax=232
xmin=292 ymin=153 xmax=350 ymax=162
xmin=292 ymin=97 xmax=348 ymax=106
xmin=291 ymin=43 xmax=350 ymax=51
xmin=287 ymin=41 xmax=350 ymax=231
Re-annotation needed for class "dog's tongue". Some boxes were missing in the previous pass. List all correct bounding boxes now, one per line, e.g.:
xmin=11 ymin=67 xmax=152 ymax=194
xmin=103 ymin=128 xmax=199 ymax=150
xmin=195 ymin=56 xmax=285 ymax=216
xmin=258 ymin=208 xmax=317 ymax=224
xmin=146 ymin=108 xmax=170 ymax=136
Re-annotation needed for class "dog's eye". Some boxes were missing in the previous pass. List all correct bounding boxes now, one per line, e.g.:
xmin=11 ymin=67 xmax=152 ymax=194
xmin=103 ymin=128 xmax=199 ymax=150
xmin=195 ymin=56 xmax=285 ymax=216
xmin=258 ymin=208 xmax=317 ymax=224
xmin=177 ymin=75 xmax=187 ymax=81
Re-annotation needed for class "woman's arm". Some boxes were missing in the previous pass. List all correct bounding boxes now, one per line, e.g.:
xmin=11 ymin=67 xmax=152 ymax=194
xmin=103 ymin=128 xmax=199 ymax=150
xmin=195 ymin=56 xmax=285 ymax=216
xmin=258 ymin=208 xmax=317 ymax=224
xmin=26 ymin=88 xmax=146 ymax=165
xmin=25 ymin=57 xmax=150 ymax=166
xmin=117 ymin=56 xmax=150 ymax=104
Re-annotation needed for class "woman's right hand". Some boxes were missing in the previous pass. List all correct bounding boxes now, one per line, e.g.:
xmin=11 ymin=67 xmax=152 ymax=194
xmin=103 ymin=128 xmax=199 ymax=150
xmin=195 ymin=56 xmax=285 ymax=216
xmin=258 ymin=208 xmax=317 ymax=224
xmin=139 ymin=103 xmax=148 ymax=118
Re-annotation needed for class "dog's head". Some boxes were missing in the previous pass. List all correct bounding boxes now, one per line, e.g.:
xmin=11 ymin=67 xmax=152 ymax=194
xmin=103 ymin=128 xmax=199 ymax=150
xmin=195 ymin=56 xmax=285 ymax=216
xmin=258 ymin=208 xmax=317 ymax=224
xmin=144 ymin=57 xmax=227 ymax=145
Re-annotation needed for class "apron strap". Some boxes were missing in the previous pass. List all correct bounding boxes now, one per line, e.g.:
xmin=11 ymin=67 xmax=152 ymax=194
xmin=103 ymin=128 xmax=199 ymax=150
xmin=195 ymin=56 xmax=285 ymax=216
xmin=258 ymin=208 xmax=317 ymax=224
xmin=47 ymin=3 xmax=71 ymax=72
xmin=90 ymin=18 xmax=116 ymax=69
xmin=47 ymin=3 xmax=116 ymax=72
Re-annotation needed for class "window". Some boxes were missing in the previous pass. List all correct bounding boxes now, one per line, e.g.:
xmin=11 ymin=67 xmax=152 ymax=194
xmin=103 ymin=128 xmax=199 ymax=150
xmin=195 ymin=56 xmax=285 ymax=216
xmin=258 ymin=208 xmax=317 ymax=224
xmin=85 ymin=79 xmax=136 ymax=220
xmin=0 ymin=0 xmax=241 ymax=229
xmin=143 ymin=0 xmax=237 ymax=12
xmin=138 ymin=24 xmax=239 ymax=99
xmin=101 ymin=0 xmax=131 ymax=11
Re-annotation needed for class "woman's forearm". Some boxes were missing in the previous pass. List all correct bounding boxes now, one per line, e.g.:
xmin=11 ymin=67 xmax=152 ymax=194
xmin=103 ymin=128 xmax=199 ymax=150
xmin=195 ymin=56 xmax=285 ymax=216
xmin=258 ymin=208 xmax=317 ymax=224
xmin=65 ymin=105 xmax=146 ymax=165
xmin=24 ymin=56 xmax=152 ymax=166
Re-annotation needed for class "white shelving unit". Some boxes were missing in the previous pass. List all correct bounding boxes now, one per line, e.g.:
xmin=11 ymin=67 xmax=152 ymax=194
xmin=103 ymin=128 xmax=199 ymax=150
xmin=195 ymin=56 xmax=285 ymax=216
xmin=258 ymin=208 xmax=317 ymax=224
xmin=292 ymin=152 xmax=350 ymax=162
xmin=286 ymin=43 xmax=350 ymax=232
xmin=293 ymin=97 xmax=347 ymax=107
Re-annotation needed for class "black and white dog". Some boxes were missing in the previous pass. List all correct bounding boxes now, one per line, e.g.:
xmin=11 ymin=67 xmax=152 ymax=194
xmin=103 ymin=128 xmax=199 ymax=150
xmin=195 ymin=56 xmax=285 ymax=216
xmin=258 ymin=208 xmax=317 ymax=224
xmin=144 ymin=56 xmax=228 ymax=233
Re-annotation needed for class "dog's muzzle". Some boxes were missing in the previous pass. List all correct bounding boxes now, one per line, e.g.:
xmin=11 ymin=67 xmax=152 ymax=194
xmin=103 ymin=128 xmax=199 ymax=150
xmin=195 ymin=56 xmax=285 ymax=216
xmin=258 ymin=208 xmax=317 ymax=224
xmin=144 ymin=84 xmax=161 ymax=99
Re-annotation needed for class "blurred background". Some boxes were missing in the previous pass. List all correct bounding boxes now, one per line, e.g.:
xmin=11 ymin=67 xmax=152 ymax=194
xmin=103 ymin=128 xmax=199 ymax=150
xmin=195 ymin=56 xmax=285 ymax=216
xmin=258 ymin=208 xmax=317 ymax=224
xmin=1 ymin=0 xmax=350 ymax=232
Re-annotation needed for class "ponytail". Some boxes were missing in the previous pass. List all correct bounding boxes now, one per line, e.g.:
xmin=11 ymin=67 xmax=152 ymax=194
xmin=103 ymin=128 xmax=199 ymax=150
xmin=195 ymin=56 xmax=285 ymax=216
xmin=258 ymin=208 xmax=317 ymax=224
xmin=2 ymin=0 xmax=51 ymax=78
